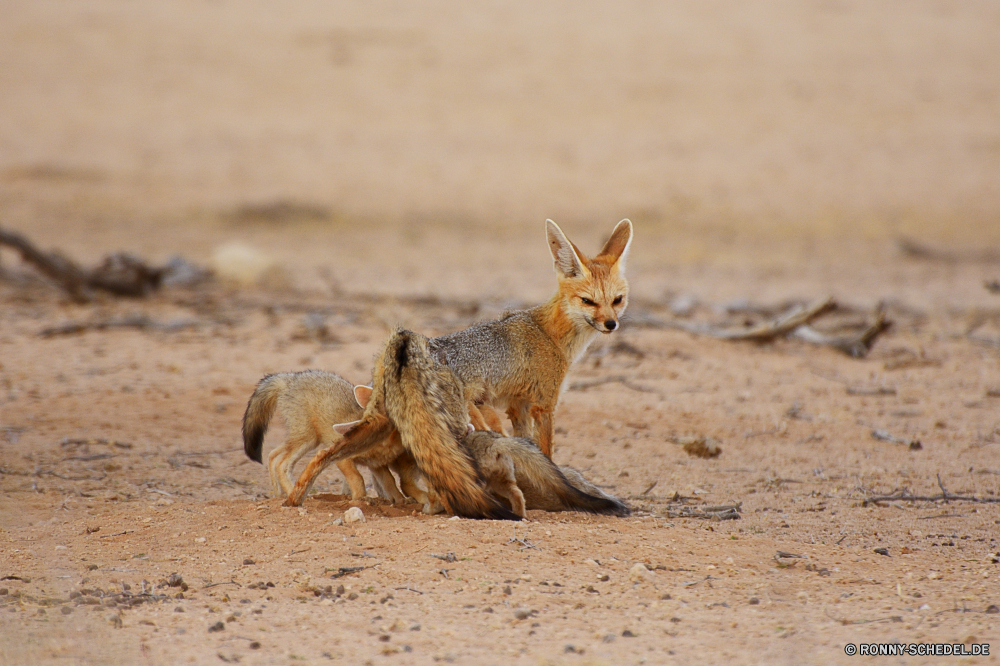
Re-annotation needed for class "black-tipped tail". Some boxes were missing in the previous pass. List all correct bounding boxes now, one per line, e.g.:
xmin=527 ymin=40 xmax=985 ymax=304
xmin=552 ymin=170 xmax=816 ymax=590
xmin=558 ymin=467 xmax=631 ymax=516
xmin=241 ymin=374 xmax=281 ymax=463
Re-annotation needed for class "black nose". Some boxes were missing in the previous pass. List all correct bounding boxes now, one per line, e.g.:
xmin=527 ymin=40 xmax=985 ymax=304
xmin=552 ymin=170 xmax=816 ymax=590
xmin=604 ymin=320 xmax=617 ymax=331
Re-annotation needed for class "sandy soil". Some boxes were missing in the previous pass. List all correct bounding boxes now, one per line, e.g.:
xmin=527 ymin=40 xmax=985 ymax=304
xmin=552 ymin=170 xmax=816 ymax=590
xmin=2 ymin=2 xmax=1000 ymax=665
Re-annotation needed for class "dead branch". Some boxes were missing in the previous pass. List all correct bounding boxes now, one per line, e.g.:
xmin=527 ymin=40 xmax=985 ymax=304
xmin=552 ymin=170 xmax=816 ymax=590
xmin=791 ymin=306 xmax=891 ymax=357
xmin=861 ymin=475 xmax=1000 ymax=507
xmin=39 ymin=314 xmax=200 ymax=338
xmin=666 ymin=503 xmax=741 ymax=520
xmin=635 ymin=297 xmax=891 ymax=358
xmin=898 ymin=237 xmax=1000 ymax=264
xmin=567 ymin=374 xmax=657 ymax=393
xmin=0 ymin=227 xmax=169 ymax=301
xmin=664 ymin=297 xmax=835 ymax=341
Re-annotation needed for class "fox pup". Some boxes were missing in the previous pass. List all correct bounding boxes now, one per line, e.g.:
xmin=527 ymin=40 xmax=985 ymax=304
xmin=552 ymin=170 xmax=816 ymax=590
xmin=287 ymin=329 xmax=628 ymax=518
xmin=464 ymin=430 xmax=630 ymax=518
xmin=241 ymin=370 xmax=437 ymax=511
xmin=429 ymin=219 xmax=633 ymax=457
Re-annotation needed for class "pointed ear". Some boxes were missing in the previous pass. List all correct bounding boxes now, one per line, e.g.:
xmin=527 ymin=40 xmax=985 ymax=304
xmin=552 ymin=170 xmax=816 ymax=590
xmin=545 ymin=219 xmax=589 ymax=279
xmin=353 ymin=385 xmax=373 ymax=409
xmin=598 ymin=219 xmax=633 ymax=270
xmin=466 ymin=423 xmax=475 ymax=435
xmin=334 ymin=419 xmax=362 ymax=435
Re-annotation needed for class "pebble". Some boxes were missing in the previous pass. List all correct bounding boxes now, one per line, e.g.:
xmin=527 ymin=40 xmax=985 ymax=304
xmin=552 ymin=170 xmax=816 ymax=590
xmin=208 ymin=621 xmax=225 ymax=633
xmin=343 ymin=507 xmax=365 ymax=524
xmin=513 ymin=608 xmax=534 ymax=620
xmin=628 ymin=563 xmax=655 ymax=583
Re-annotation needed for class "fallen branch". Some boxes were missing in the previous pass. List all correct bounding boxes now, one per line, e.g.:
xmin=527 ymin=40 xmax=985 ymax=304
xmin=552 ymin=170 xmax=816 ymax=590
xmin=666 ymin=503 xmax=741 ymax=520
xmin=664 ymin=297 xmax=835 ymax=341
xmin=567 ymin=375 xmax=657 ymax=393
xmin=0 ymin=227 xmax=174 ymax=301
xmin=40 ymin=314 xmax=200 ymax=338
xmin=897 ymin=237 xmax=1000 ymax=264
xmin=861 ymin=477 xmax=1000 ymax=507
xmin=638 ymin=297 xmax=891 ymax=358
xmin=791 ymin=306 xmax=890 ymax=358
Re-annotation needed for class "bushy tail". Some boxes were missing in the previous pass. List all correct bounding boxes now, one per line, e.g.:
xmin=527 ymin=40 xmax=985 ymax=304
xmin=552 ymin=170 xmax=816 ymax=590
xmin=384 ymin=329 xmax=520 ymax=521
xmin=492 ymin=434 xmax=630 ymax=516
xmin=406 ymin=428 xmax=521 ymax=521
xmin=558 ymin=466 xmax=631 ymax=516
xmin=241 ymin=374 xmax=285 ymax=463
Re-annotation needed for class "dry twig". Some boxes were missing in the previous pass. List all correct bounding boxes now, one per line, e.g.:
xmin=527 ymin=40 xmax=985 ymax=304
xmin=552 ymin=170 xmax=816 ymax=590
xmin=0 ymin=228 xmax=170 ymax=301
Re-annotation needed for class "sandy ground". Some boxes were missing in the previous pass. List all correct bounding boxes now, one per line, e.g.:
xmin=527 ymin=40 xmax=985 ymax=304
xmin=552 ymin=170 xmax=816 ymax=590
xmin=2 ymin=2 xmax=1000 ymax=665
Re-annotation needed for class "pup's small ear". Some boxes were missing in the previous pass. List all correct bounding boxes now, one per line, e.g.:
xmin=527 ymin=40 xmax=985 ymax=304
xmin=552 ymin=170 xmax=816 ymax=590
xmin=353 ymin=385 xmax=373 ymax=408
xmin=545 ymin=219 xmax=590 ymax=279
xmin=467 ymin=423 xmax=475 ymax=435
xmin=598 ymin=219 xmax=633 ymax=270
xmin=333 ymin=420 xmax=361 ymax=435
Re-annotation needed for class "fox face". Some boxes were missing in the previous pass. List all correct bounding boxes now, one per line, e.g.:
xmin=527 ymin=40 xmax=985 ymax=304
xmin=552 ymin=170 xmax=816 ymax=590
xmin=546 ymin=219 xmax=632 ymax=334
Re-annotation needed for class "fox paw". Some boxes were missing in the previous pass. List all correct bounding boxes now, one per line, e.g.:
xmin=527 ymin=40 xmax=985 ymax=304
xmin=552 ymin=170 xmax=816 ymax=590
xmin=422 ymin=501 xmax=445 ymax=515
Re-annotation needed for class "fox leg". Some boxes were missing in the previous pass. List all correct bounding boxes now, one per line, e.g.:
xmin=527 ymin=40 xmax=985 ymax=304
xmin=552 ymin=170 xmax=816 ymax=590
xmin=336 ymin=459 xmax=368 ymax=500
xmin=530 ymin=404 xmax=556 ymax=458
xmin=467 ymin=402 xmax=490 ymax=431
xmin=266 ymin=445 xmax=287 ymax=497
xmin=270 ymin=435 xmax=315 ymax=497
xmin=369 ymin=465 xmax=406 ymax=503
xmin=506 ymin=401 xmax=534 ymax=440
xmin=479 ymin=403 xmax=509 ymax=436
xmin=392 ymin=455 xmax=444 ymax=514
xmin=285 ymin=415 xmax=393 ymax=507
xmin=491 ymin=453 xmax=526 ymax=518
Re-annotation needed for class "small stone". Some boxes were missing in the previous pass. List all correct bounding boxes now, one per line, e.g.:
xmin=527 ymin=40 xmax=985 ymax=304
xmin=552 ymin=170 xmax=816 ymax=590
xmin=108 ymin=614 xmax=123 ymax=629
xmin=378 ymin=634 xmax=390 ymax=642
xmin=166 ymin=573 xmax=185 ymax=588
xmin=409 ymin=623 xmax=421 ymax=631
xmin=564 ymin=644 xmax=583 ymax=654
xmin=347 ymin=592 xmax=358 ymax=600
xmin=985 ymin=604 xmax=999 ymax=614
xmin=628 ymin=563 xmax=654 ymax=583
xmin=597 ymin=574 xmax=610 ymax=582
xmin=513 ymin=608 xmax=533 ymax=620
xmin=622 ymin=629 xmax=636 ymax=638
xmin=601 ymin=634 xmax=616 ymax=643
xmin=874 ymin=548 xmax=889 ymax=557
xmin=343 ymin=507 xmax=365 ymax=524
xmin=175 ymin=607 xmax=184 ymax=612
xmin=60 ymin=606 xmax=73 ymax=615
xmin=208 ymin=621 xmax=225 ymax=633
xmin=502 ymin=585 xmax=512 ymax=596
xmin=249 ymin=641 xmax=261 ymax=650
xmin=243 ymin=558 xmax=255 ymax=566
xmin=87 ymin=564 xmax=99 ymax=571
xmin=748 ymin=597 xmax=760 ymax=605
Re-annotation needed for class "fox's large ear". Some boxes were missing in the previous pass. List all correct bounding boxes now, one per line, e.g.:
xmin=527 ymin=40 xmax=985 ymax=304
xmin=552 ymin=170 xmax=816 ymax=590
xmin=353 ymin=385 xmax=373 ymax=409
xmin=598 ymin=219 xmax=633 ymax=270
xmin=545 ymin=219 xmax=589 ymax=279
xmin=333 ymin=419 xmax=362 ymax=435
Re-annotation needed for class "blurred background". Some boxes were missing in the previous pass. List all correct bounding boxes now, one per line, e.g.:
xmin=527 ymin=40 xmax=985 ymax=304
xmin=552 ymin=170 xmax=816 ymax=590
xmin=2 ymin=0 xmax=998 ymax=305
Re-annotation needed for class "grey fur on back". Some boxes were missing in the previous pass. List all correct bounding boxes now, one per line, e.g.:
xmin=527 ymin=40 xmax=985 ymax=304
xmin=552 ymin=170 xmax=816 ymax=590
xmin=428 ymin=310 xmax=563 ymax=399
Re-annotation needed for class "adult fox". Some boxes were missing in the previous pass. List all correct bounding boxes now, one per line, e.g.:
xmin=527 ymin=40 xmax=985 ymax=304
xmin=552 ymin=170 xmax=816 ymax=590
xmin=429 ymin=219 xmax=633 ymax=457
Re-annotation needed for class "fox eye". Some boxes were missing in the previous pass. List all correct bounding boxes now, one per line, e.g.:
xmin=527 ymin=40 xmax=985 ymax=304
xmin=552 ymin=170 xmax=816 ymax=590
xmin=612 ymin=295 xmax=623 ymax=306
xmin=580 ymin=297 xmax=597 ymax=306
